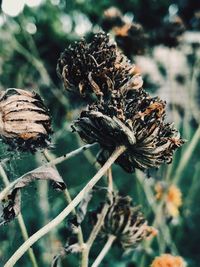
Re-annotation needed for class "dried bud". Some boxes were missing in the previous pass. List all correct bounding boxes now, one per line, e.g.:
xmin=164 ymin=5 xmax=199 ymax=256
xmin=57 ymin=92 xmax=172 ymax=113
xmin=94 ymin=194 xmax=154 ymax=249
xmin=57 ymin=32 xmax=140 ymax=97
xmin=151 ymin=254 xmax=186 ymax=267
xmin=0 ymin=88 xmax=52 ymax=151
xmin=72 ymin=89 xmax=184 ymax=172
xmin=113 ymin=22 xmax=147 ymax=57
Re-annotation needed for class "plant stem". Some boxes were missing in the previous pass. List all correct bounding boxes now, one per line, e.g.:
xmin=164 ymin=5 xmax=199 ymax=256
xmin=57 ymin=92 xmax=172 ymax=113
xmin=0 ymin=143 xmax=96 ymax=201
xmin=174 ymin=124 xmax=200 ymax=184
xmin=0 ymin=164 xmax=39 ymax=267
xmin=4 ymin=146 xmax=126 ymax=267
xmin=91 ymin=235 xmax=116 ymax=267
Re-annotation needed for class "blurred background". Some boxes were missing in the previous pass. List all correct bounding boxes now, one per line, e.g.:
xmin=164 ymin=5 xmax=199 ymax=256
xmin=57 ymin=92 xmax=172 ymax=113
xmin=0 ymin=0 xmax=200 ymax=266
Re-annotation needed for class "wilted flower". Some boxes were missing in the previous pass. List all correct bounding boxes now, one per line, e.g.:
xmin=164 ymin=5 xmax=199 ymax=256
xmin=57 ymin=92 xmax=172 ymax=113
xmin=0 ymin=88 xmax=52 ymax=151
xmin=72 ymin=89 xmax=184 ymax=172
xmin=113 ymin=22 xmax=147 ymax=57
xmin=57 ymin=32 xmax=140 ymax=98
xmin=101 ymin=7 xmax=124 ymax=32
xmin=94 ymin=194 xmax=156 ymax=249
xmin=151 ymin=254 xmax=186 ymax=267
xmin=155 ymin=183 xmax=182 ymax=218
xmin=155 ymin=16 xmax=185 ymax=47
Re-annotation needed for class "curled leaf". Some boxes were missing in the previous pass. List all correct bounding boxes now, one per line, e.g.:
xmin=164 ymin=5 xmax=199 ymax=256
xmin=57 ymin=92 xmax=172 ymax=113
xmin=0 ymin=166 xmax=66 ymax=225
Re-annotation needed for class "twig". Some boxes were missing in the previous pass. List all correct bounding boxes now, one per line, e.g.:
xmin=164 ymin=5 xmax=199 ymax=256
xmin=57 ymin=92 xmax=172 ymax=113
xmin=4 ymin=146 xmax=126 ymax=267
xmin=0 ymin=143 xmax=96 ymax=201
xmin=0 ymin=164 xmax=39 ymax=267
xmin=91 ymin=235 xmax=116 ymax=267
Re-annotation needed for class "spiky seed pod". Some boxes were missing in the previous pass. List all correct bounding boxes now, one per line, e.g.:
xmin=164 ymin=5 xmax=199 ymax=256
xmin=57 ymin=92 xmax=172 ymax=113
xmin=0 ymin=88 xmax=52 ymax=152
xmin=101 ymin=7 xmax=124 ymax=32
xmin=57 ymin=32 xmax=141 ymax=98
xmin=94 ymin=194 xmax=155 ymax=249
xmin=72 ymin=89 xmax=184 ymax=172
xmin=151 ymin=254 xmax=186 ymax=267
xmin=113 ymin=22 xmax=147 ymax=57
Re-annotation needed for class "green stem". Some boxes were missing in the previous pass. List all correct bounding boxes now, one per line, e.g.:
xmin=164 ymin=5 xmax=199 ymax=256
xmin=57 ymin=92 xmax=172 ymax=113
xmin=0 ymin=164 xmax=39 ymax=267
xmin=91 ymin=235 xmax=116 ymax=267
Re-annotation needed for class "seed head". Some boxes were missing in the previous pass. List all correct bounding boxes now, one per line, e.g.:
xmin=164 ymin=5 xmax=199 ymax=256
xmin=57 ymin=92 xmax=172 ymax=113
xmin=0 ymin=88 xmax=52 ymax=152
xmin=57 ymin=32 xmax=140 ymax=98
xmin=72 ymin=89 xmax=184 ymax=172
xmin=94 ymin=194 xmax=155 ymax=249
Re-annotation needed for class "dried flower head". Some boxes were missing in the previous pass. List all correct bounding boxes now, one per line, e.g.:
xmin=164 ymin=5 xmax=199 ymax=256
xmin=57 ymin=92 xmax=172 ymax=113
xmin=94 ymin=194 xmax=156 ymax=249
xmin=101 ymin=7 xmax=124 ymax=32
xmin=155 ymin=183 xmax=182 ymax=218
xmin=151 ymin=254 xmax=186 ymax=267
xmin=57 ymin=32 xmax=140 ymax=97
xmin=72 ymin=89 xmax=184 ymax=172
xmin=0 ymin=88 xmax=52 ymax=152
xmin=113 ymin=22 xmax=147 ymax=57
xmin=156 ymin=16 xmax=185 ymax=47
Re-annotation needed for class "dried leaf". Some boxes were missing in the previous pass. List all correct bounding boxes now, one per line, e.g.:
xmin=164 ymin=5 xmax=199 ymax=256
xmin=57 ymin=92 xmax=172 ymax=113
xmin=76 ymin=190 xmax=93 ymax=224
xmin=0 ymin=166 xmax=66 ymax=225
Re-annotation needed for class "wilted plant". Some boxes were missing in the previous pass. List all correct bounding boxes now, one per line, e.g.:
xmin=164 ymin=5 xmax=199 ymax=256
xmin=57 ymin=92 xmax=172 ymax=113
xmin=0 ymin=30 xmax=186 ymax=267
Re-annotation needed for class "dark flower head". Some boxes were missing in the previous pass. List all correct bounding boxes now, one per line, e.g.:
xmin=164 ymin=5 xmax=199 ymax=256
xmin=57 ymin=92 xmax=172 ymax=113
xmin=113 ymin=22 xmax=147 ymax=57
xmin=94 ymin=194 xmax=156 ymax=249
xmin=57 ymin=32 xmax=141 ymax=98
xmin=0 ymin=88 xmax=52 ymax=152
xmin=101 ymin=7 xmax=124 ymax=32
xmin=72 ymin=89 xmax=184 ymax=172
xmin=156 ymin=16 xmax=185 ymax=47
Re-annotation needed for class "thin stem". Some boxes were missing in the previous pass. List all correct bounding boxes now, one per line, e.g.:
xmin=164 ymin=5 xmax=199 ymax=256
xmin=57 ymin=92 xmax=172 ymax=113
xmin=0 ymin=165 xmax=39 ymax=267
xmin=91 ymin=235 xmax=116 ymax=267
xmin=174 ymin=124 xmax=200 ymax=184
xmin=81 ymin=166 xmax=114 ymax=267
xmin=42 ymin=150 xmax=85 ymax=249
xmin=4 ymin=146 xmax=126 ymax=267
xmin=0 ymin=143 xmax=96 ymax=201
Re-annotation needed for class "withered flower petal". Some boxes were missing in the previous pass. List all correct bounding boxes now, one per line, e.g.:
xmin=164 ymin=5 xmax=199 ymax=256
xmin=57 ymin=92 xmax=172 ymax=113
xmin=57 ymin=32 xmax=141 ymax=97
xmin=94 ymin=194 xmax=154 ymax=249
xmin=0 ymin=88 xmax=52 ymax=152
xmin=72 ymin=89 xmax=184 ymax=172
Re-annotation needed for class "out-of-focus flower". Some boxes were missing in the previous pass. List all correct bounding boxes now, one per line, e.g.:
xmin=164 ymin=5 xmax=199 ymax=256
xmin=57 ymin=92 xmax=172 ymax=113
xmin=113 ymin=22 xmax=147 ymax=56
xmin=0 ymin=88 xmax=52 ymax=151
xmin=93 ymin=194 xmax=156 ymax=249
xmin=73 ymin=89 xmax=184 ymax=172
xmin=155 ymin=16 xmax=185 ymax=47
xmin=101 ymin=7 xmax=124 ymax=32
xmin=151 ymin=254 xmax=186 ymax=267
xmin=57 ymin=32 xmax=140 ymax=98
xmin=155 ymin=183 xmax=182 ymax=217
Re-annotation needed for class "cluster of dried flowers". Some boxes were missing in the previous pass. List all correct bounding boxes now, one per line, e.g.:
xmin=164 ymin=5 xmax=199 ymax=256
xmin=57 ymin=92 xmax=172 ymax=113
xmin=58 ymin=32 xmax=184 ymax=173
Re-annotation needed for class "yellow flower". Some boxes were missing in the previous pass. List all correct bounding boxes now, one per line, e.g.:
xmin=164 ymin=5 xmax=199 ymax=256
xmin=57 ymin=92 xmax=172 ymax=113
xmin=151 ymin=254 xmax=186 ymax=267
xmin=154 ymin=183 xmax=182 ymax=218
xmin=166 ymin=185 xmax=182 ymax=217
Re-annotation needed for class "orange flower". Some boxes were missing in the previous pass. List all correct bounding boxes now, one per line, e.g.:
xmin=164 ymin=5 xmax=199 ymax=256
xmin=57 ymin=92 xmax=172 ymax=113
xmin=151 ymin=254 xmax=186 ymax=267
xmin=154 ymin=183 xmax=182 ymax=217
